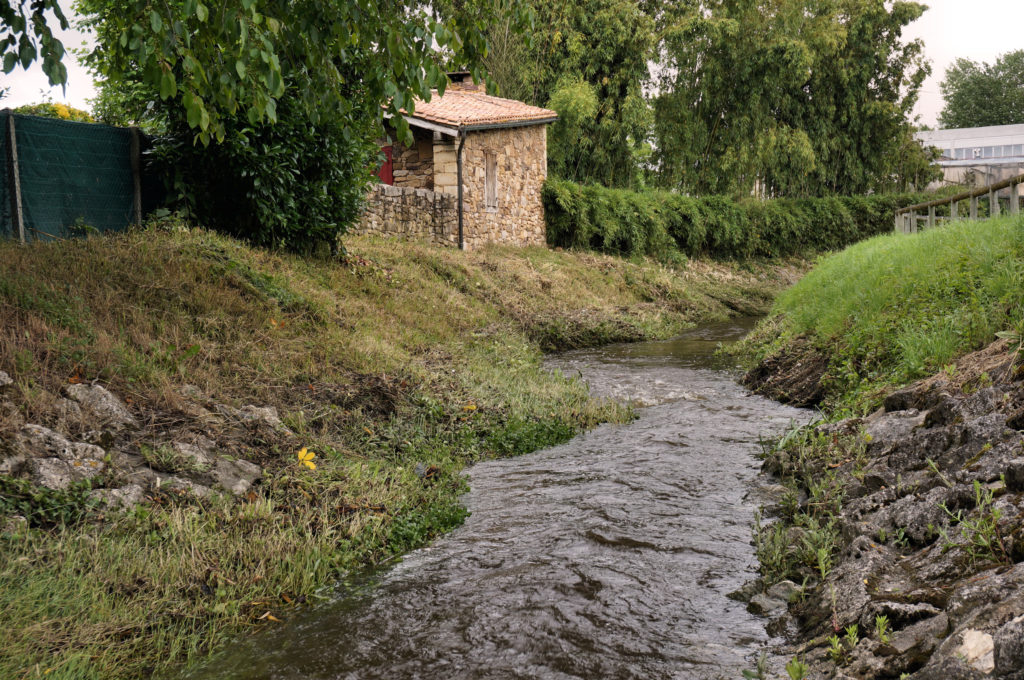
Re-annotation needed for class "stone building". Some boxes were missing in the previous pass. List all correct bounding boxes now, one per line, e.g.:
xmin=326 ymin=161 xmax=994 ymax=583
xmin=356 ymin=73 xmax=557 ymax=250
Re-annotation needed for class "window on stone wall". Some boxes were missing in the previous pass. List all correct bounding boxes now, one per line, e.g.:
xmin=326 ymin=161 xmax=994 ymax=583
xmin=485 ymin=152 xmax=498 ymax=210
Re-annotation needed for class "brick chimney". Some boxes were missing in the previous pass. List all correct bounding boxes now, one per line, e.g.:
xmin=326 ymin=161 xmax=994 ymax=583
xmin=447 ymin=71 xmax=486 ymax=93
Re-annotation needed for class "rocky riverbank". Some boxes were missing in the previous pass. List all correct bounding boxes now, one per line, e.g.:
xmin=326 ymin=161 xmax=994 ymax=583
xmin=742 ymin=338 xmax=1024 ymax=678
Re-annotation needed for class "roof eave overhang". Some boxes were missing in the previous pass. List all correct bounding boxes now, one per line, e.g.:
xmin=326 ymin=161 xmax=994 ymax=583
xmin=460 ymin=116 xmax=558 ymax=132
xmin=386 ymin=112 xmax=557 ymax=137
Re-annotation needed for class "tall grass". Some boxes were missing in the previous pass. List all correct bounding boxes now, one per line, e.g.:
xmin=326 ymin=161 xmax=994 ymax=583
xmin=767 ymin=215 xmax=1024 ymax=402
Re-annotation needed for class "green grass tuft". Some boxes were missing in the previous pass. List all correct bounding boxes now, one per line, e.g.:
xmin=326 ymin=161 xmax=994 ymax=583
xmin=751 ymin=215 xmax=1024 ymax=407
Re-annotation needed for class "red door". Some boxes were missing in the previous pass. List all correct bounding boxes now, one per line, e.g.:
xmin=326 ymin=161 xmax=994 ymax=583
xmin=377 ymin=145 xmax=394 ymax=185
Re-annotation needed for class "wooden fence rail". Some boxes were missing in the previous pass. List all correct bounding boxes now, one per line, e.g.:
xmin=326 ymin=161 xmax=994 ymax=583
xmin=894 ymin=171 xmax=1024 ymax=233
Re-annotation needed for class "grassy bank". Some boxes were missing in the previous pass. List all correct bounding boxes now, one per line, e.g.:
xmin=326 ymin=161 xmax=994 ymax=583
xmin=0 ymin=227 xmax=798 ymax=679
xmin=740 ymin=214 xmax=1024 ymax=409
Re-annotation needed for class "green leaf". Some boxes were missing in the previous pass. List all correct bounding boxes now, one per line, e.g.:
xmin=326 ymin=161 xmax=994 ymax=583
xmin=160 ymin=71 xmax=176 ymax=98
xmin=150 ymin=11 xmax=163 ymax=33
xmin=196 ymin=3 xmax=208 ymax=22
xmin=18 ymin=41 xmax=36 ymax=69
xmin=2 ymin=53 xmax=16 ymax=74
xmin=235 ymin=59 xmax=245 ymax=80
xmin=186 ymin=95 xmax=202 ymax=128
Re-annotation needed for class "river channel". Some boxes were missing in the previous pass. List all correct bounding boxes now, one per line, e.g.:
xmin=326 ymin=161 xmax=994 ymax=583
xmin=188 ymin=317 xmax=807 ymax=679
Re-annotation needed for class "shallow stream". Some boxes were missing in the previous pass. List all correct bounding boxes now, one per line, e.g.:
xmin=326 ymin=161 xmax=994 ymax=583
xmin=188 ymin=317 xmax=806 ymax=679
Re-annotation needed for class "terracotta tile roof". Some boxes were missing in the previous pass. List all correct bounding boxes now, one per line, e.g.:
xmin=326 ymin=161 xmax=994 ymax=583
xmin=404 ymin=89 xmax=557 ymax=130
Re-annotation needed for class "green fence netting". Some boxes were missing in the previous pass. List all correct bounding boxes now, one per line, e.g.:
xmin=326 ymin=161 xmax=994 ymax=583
xmin=1 ymin=110 xmax=137 ymax=241
xmin=0 ymin=112 xmax=9 ymax=239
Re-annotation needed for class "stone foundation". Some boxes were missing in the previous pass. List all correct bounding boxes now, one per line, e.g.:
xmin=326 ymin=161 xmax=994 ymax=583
xmin=355 ymin=184 xmax=458 ymax=247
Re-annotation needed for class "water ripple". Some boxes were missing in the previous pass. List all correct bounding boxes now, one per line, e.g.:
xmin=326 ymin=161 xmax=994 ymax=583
xmin=186 ymin=318 xmax=808 ymax=680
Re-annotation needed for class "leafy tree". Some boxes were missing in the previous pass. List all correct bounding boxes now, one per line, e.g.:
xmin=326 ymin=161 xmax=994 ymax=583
xmin=938 ymin=50 xmax=1024 ymax=128
xmin=651 ymin=0 xmax=931 ymax=197
xmin=74 ymin=0 xmax=517 ymax=144
xmin=1 ymin=0 xmax=69 ymax=87
xmin=64 ymin=0 xmax=525 ymax=250
xmin=442 ymin=0 xmax=654 ymax=188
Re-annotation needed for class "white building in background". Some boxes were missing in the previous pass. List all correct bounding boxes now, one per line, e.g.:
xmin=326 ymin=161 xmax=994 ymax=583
xmin=916 ymin=124 xmax=1024 ymax=189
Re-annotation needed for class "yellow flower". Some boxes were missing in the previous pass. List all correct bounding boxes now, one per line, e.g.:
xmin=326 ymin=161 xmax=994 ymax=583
xmin=297 ymin=447 xmax=316 ymax=470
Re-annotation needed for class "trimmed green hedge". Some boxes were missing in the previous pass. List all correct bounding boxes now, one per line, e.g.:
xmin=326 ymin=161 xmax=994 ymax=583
xmin=543 ymin=178 xmax=932 ymax=259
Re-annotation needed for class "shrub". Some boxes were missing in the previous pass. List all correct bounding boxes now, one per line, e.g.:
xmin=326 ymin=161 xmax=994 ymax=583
xmin=150 ymin=90 xmax=379 ymax=253
xmin=543 ymin=178 xmax=932 ymax=259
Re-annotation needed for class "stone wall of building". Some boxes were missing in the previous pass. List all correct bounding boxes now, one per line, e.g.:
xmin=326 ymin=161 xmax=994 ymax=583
xmin=460 ymin=125 xmax=548 ymax=250
xmin=389 ymin=126 xmax=435 ymax=190
xmin=354 ymin=184 xmax=458 ymax=247
xmin=359 ymin=123 xmax=550 ymax=250
xmin=432 ymin=136 xmax=459 ymax=196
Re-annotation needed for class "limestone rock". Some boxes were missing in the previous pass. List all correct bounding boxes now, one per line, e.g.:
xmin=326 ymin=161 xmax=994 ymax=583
xmin=0 ymin=370 xmax=13 ymax=389
xmin=65 ymin=383 xmax=138 ymax=430
xmin=90 ymin=484 xmax=145 ymax=510
xmin=27 ymin=455 xmax=104 ymax=489
xmin=214 ymin=404 xmax=290 ymax=432
xmin=155 ymin=474 xmax=212 ymax=499
xmin=864 ymin=409 xmax=926 ymax=449
xmin=767 ymin=579 xmax=801 ymax=603
xmin=15 ymin=424 xmax=106 ymax=463
xmin=747 ymin=592 xmax=787 ymax=617
xmin=992 ymin=615 xmax=1024 ymax=677
xmin=957 ymin=629 xmax=995 ymax=673
xmin=172 ymin=440 xmax=215 ymax=468
xmin=209 ymin=457 xmax=262 ymax=495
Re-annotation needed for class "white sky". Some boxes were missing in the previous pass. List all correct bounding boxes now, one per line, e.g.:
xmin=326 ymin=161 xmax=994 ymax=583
xmin=2 ymin=1 xmax=1023 ymax=129
xmin=904 ymin=0 xmax=1024 ymax=128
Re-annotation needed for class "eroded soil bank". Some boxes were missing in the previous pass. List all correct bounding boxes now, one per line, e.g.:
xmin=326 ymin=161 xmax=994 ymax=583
xmin=741 ymin=339 xmax=1024 ymax=678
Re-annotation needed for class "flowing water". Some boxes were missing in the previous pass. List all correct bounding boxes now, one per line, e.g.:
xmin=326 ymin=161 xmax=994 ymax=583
xmin=188 ymin=317 xmax=807 ymax=680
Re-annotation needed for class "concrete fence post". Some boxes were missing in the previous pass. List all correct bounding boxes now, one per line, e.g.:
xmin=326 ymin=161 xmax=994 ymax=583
xmin=5 ymin=111 xmax=25 ymax=243
xmin=927 ymin=205 xmax=935 ymax=229
xmin=130 ymin=127 xmax=142 ymax=228
xmin=970 ymin=196 xmax=978 ymax=220
xmin=1011 ymin=182 xmax=1020 ymax=215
